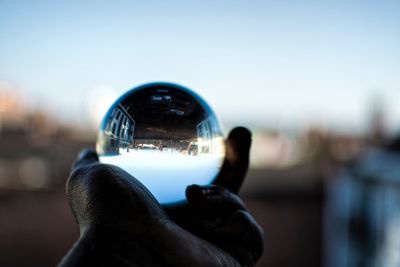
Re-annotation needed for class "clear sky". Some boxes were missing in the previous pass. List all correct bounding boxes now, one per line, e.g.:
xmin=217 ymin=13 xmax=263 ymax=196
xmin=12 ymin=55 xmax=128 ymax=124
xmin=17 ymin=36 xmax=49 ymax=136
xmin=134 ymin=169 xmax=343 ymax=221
xmin=1 ymin=0 xmax=399 ymax=132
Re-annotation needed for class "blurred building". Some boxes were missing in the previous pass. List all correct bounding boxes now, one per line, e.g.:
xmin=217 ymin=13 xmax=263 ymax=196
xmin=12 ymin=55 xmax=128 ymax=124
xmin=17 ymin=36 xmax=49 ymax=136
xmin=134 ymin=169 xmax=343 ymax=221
xmin=0 ymin=87 xmax=94 ymax=190
xmin=1 ymin=83 xmax=398 ymax=267
xmin=325 ymin=149 xmax=400 ymax=267
xmin=0 ymin=86 xmax=95 ymax=267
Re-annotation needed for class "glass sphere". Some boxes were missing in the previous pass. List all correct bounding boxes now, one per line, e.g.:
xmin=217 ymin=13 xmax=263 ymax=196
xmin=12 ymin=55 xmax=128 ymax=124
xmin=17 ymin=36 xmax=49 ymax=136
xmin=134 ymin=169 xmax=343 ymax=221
xmin=96 ymin=82 xmax=225 ymax=206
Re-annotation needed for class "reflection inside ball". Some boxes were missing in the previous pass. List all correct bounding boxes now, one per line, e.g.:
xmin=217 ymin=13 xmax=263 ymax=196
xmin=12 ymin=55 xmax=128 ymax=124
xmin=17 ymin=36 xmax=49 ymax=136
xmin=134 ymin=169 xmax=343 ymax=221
xmin=96 ymin=83 xmax=225 ymax=205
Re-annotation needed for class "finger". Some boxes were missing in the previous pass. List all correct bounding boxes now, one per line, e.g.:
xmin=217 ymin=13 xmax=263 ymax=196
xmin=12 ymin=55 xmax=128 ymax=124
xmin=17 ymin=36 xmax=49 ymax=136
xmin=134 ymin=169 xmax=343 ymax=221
xmin=206 ymin=210 xmax=264 ymax=266
xmin=206 ymin=210 xmax=259 ymax=235
xmin=201 ymin=210 xmax=264 ymax=266
xmin=72 ymin=148 xmax=99 ymax=170
xmin=213 ymin=127 xmax=251 ymax=193
xmin=186 ymin=185 xmax=247 ymax=212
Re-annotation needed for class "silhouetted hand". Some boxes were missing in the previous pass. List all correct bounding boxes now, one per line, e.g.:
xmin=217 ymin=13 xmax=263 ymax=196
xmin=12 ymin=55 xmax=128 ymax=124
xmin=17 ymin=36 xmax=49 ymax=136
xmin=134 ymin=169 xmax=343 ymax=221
xmin=165 ymin=127 xmax=263 ymax=266
xmin=58 ymin=127 xmax=263 ymax=267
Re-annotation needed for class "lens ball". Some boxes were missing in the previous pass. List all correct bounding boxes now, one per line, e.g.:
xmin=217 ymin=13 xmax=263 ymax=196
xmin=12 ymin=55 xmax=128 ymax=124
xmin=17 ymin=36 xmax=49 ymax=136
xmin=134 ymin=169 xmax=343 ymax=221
xmin=96 ymin=82 xmax=225 ymax=205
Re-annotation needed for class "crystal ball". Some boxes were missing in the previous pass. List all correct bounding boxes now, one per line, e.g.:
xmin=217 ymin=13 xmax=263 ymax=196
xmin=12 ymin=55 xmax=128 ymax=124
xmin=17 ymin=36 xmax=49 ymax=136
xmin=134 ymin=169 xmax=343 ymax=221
xmin=96 ymin=82 xmax=225 ymax=206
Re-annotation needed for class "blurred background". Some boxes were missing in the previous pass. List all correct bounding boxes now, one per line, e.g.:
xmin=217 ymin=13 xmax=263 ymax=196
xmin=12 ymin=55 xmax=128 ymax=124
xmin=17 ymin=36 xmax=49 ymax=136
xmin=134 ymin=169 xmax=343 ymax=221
xmin=1 ymin=1 xmax=400 ymax=266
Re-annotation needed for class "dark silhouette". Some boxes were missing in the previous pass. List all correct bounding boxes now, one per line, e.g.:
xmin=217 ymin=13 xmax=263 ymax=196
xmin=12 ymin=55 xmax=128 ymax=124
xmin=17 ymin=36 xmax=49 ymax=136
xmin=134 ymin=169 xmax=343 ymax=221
xmin=58 ymin=127 xmax=263 ymax=267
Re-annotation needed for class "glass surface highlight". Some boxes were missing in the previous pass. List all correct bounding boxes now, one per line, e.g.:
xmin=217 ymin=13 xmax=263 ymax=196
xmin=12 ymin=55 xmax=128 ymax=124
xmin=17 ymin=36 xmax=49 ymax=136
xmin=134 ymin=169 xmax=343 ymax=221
xmin=96 ymin=82 xmax=225 ymax=205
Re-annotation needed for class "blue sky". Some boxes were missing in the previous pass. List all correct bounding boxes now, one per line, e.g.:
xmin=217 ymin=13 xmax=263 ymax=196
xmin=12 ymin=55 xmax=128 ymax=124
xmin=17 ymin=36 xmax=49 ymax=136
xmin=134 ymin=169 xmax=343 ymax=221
xmin=1 ymin=0 xmax=399 ymax=132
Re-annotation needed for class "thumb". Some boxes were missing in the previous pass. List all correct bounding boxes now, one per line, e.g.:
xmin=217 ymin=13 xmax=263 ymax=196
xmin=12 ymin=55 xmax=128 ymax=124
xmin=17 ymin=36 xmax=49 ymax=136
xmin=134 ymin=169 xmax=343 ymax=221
xmin=213 ymin=127 xmax=252 ymax=194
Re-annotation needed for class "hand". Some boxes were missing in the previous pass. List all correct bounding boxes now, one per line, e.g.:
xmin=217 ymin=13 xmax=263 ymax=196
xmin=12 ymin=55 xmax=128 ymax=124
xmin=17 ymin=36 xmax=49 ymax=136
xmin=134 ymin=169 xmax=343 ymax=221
xmin=166 ymin=127 xmax=263 ymax=266
xmin=58 ymin=127 xmax=263 ymax=267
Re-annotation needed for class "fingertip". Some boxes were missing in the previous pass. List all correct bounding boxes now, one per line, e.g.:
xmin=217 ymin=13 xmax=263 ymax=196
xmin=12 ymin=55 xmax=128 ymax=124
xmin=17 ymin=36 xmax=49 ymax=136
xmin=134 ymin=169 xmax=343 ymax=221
xmin=228 ymin=127 xmax=252 ymax=138
xmin=214 ymin=127 xmax=252 ymax=193
xmin=185 ymin=184 xmax=207 ymax=203
xmin=227 ymin=127 xmax=252 ymax=149
xmin=226 ymin=127 xmax=252 ymax=164
xmin=78 ymin=149 xmax=99 ymax=161
xmin=73 ymin=148 xmax=99 ymax=169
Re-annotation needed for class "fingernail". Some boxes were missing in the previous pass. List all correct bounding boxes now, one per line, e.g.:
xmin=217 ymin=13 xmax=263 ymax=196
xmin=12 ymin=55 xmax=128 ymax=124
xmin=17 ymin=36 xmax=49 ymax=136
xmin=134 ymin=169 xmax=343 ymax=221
xmin=201 ymin=187 xmax=213 ymax=195
xmin=186 ymin=185 xmax=211 ymax=199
